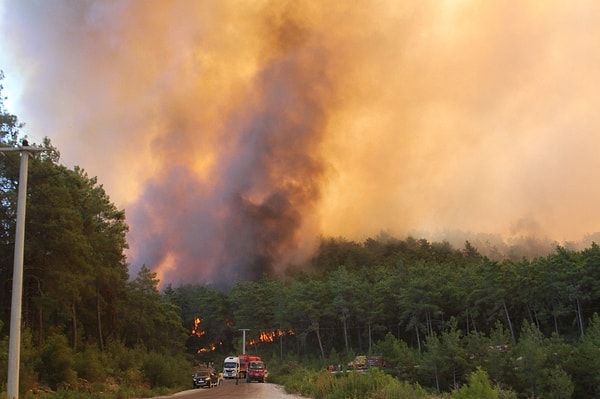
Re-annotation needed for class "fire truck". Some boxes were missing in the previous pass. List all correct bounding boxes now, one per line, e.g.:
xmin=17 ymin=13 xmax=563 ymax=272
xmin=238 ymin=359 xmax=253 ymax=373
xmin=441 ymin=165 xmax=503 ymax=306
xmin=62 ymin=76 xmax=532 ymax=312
xmin=246 ymin=360 xmax=267 ymax=383
xmin=238 ymin=354 xmax=262 ymax=379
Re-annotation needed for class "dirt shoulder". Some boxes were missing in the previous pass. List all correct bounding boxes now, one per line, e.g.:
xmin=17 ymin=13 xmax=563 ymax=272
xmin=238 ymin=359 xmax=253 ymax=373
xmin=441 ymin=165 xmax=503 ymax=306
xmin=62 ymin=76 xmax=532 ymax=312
xmin=254 ymin=383 xmax=305 ymax=399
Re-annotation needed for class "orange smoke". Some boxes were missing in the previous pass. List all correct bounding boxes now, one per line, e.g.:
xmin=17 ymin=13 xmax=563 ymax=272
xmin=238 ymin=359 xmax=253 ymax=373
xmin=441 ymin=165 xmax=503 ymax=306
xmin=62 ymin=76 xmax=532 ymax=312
xmin=2 ymin=1 xmax=600 ymax=285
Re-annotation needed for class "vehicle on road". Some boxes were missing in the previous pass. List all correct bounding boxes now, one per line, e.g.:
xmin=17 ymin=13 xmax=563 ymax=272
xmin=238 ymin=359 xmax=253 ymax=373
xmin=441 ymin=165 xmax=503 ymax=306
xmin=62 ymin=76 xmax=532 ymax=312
xmin=246 ymin=360 xmax=267 ymax=383
xmin=238 ymin=354 xmax=262 ymax=379
xmin=223 ymin=356 xmax=240 ymax=379
xmin=192 ymin=369 xmax=218 ymax=388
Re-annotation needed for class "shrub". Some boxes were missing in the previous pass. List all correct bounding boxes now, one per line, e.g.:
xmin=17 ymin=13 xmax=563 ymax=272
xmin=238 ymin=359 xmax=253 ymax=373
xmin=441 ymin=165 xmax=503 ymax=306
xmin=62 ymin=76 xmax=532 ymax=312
xmin=276 ymin=366 xmax=431 ymax=399
xmin=451 ymin=368 xmax=498 ymax=399
xmin=370 ymin=379 xmax=429 ymax=399
xmin=74 ymin=344 xmax=106 ymax=382
xmin=38 ymin=334 xmax=77 ymax=390
xmin=140 ymin=351 xmax=189 ymax=388
xmin=543 ymin=366 xmax=573 ymax=399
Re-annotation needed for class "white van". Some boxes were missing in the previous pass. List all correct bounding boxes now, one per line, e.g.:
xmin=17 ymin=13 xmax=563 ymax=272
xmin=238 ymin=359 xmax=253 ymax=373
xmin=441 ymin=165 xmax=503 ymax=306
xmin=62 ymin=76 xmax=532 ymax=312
xmin=223 ymin=356 xmax=240 ymax=379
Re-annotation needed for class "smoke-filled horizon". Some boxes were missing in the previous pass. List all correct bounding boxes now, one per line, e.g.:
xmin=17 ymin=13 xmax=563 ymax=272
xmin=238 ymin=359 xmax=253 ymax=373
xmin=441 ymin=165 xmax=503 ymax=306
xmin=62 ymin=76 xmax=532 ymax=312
xmin=1 ymin=1 xmax=600 ymax=285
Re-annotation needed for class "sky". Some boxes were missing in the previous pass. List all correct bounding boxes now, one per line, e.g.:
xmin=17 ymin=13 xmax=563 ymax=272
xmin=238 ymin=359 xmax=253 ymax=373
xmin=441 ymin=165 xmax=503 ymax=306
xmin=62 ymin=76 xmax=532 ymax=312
xmin=1 ymin=0 xmax=600 ymax=286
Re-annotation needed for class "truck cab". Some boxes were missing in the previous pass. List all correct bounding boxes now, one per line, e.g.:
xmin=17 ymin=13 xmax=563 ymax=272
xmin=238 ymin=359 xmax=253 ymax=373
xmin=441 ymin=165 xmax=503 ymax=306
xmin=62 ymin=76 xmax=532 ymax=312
xmin=238 ymin=354 xmax=261 ymax=379
xmin=223 ymin=356 xmax=240 ymax=379
xmin=246 ymin=360 xmax=267 ymax=383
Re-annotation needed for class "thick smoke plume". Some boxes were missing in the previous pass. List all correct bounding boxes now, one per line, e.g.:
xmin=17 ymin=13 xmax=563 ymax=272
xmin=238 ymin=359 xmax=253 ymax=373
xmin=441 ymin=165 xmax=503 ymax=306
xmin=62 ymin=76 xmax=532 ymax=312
xmin=1 ymin=1 xmax=600 ymax=285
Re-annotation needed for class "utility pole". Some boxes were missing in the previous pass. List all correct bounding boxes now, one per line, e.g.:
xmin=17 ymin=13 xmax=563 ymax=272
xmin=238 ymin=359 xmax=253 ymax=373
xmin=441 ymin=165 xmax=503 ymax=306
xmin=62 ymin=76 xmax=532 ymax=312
xmin=1 ymin=143 xmax=45 ymax=399
xmin=239 ymin=329 xmax=250 ymax=354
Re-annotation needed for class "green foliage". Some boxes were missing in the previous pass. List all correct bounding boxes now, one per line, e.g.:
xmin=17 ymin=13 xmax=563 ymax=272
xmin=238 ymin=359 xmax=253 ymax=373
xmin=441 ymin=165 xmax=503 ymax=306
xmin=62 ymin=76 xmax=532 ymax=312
xmin=0 ymin=329 xmax=38 ymax=395
xmin=513 ymin=320 xmax=547 ymax=396
xmin=38 ymin=334 xmax=77 ymax=390
xmin=566 ymin=313 xmax=600 ymax=397
xmin=368 ymin=379 xmax=429 ymax=399
xmin=483 ymin=321 xmax=515 ymax=386
xmin=124 ymin=266 xmax=188 ymax=354
xmin=543 ymin=366 xmax=573 ymax=399
xmin=102 ymin=340 xmax=145 ymax=382
xmin=141 ymin=351 xmax=188 ymax=389
xmin=73 ymin=344 xmax=106 ymax=382
xmin=373 ymin=333 xmax=420 ymax=381
xmin=273 ymin=367 xmax=429 ymax=399
xmin=17 ymin=329 xmax=41 ymax=394
xmin=451 ymin=368 xmax=498 ymax=399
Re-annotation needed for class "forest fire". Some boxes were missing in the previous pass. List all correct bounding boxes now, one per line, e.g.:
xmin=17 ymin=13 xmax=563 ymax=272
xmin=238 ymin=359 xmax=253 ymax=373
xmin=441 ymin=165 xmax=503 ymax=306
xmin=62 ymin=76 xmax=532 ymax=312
xmin=191 ymin=317 xmax=206 ymax=337
xmin=197 ymin=344 xmax=216 ymax=354
xmin=192 ymin=317 xmax=221 ymax=353
xmin=192 ymin=320 xmax=293 ymax=352
xmin=248 ymin=329 xmax=295 ymax=346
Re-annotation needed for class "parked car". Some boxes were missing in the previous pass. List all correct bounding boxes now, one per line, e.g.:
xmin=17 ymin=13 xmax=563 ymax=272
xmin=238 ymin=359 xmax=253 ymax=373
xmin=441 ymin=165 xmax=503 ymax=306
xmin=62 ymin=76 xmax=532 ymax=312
xmin=193 ymin=369 xmax=218 ymax=388
xmin=246 ymin=360 xmax=267 ymax=383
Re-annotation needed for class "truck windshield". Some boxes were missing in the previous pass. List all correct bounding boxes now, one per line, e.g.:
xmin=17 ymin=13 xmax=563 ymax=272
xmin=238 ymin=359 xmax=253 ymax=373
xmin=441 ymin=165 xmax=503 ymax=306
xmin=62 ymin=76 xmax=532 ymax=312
xmin=224 ymin=362 xmax=237 ymax=368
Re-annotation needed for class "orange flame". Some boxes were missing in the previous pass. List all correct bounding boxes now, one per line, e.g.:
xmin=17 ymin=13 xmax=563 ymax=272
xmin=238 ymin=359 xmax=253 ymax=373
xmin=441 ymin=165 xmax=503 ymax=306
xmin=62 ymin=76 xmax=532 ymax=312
xmin=247 ymin=329 xmax=295 ymax=346
xmin=197 ymin=343 xmax=217 ymax=353
xmin=191 ymin=317 xmax=206 ymax=337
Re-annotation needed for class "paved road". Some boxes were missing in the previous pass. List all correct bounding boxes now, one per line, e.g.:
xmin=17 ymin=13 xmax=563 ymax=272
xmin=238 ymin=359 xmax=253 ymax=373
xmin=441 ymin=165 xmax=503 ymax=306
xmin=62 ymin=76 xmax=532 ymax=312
xmin=157 ymin=379 xmax=304 ymax=399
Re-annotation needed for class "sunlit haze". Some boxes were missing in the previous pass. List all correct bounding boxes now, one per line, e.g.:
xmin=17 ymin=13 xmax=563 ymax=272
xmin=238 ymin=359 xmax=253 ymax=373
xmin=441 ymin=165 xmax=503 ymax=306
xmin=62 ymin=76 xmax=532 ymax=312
xmin=1 ymin=1 xmax=599 ymax=285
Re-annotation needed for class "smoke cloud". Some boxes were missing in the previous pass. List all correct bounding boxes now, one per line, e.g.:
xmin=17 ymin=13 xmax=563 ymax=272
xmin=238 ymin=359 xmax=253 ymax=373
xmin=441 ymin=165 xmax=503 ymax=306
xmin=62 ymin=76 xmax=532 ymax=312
xmin=1 ymin=1 xmax=600 ymax=285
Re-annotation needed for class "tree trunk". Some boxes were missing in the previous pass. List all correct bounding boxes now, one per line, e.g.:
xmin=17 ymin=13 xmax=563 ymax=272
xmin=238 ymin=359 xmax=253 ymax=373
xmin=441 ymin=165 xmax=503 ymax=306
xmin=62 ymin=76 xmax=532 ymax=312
xmin=136 ymin=303 xmax=144 ymax=345
xmin=469 ymin=307 xmax=478 ymax=334
xmin=426 ymin=310 xmax=434 ymax=336
xmin=552 ymin=303 xmax=559 ymax=336
xmin=343 ymin=316 xmax=349 ymax=353
xmin=357 ymin=323 xmax=363 ymax=353
xmin=71 ymin=301 xmax=78 ymax=351
xmin=279 ymin=324 xmax=283 ymax=361
xmin=502 ymin=299 xmax=516 ymax=344
xmin=576 ymin=298 xmax=585 ymax=337
xmin=38 ymin=307 xmax=44 ymax=347
xmin=434 ymin=362 xmax=440 ymax=393
xmin=527 ymin=304 xmax=535 ymax=325
xmin=96 ymin=292 xmax=104 ymax=351
xmin=415 ymin=320 xmax=422 ymax=353
xmin=466 ymin=308 xmax=470 ymax=334
xmin=316 ymin=326 xmax=325 ymax=360
xmin=533 ymin=307 xmax=541 ymax=330
xmin=368 ymin=321 xmax=372 ymax=354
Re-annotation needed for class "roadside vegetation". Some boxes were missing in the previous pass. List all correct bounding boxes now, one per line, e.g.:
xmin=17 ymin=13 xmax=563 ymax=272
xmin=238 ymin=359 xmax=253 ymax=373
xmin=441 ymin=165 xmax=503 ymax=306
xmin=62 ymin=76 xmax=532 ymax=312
xmin=269 ymin=364 xmax=515 ymax=399
xmin=1 ymin=73 xmax=599 ymax=398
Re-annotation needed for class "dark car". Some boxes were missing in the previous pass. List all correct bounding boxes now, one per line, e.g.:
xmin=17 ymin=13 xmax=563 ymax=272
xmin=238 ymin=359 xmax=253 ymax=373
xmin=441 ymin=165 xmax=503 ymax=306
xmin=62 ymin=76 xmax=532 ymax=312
xmin=193 ymin=369 xmax=218 ymax=388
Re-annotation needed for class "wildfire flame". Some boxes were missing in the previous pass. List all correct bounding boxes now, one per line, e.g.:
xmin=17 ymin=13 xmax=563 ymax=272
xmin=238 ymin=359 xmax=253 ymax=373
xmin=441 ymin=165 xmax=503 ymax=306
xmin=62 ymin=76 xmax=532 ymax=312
xmin=248 ymin=329 xmax=295 ymax=346
xmin=191 ymin=317 xmax=206 ymax=337
xmin=191 ymin=317 xmax=222 ymax=354
xmin=197 ymin=343 xmax=217 ymax=353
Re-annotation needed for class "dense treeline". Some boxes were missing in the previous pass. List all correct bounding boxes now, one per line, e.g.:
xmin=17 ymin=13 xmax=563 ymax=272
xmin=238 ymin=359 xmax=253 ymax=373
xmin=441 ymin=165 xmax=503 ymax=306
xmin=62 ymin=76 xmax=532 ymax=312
xmin=169 ymin=238 xmax=600 ymax=398
xmin=3 ymin=74 xmax=600 ymax=398
xmin=1 ymin=75 xmax=191 ymax=395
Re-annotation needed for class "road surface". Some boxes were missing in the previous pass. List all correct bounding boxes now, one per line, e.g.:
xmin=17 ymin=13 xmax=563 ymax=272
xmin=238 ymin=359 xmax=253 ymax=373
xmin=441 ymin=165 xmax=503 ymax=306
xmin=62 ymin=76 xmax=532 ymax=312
xmin=156 ymin=379 xmax=305 ymax=399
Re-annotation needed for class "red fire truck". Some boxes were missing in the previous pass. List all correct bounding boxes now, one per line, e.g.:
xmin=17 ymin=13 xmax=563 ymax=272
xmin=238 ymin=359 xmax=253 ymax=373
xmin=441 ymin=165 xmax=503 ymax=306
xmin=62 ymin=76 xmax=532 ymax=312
xmin=238 ymin=354 xmax=262 ymax=379
xmin=246 ymin=360 xmax=267 ymax=383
